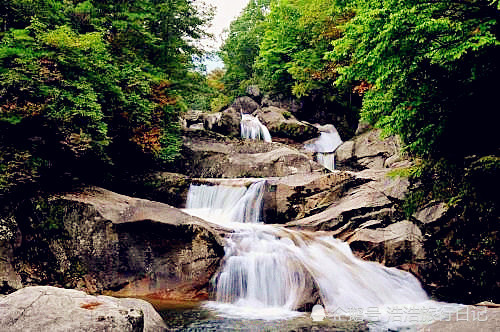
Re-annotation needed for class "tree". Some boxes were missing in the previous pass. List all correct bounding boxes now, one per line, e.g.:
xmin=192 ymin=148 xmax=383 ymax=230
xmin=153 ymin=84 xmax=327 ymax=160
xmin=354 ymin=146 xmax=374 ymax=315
xmin=328 ymin=0 xmax=499 ymax=158
xmin=0 ymin=0 xmax=213 ymax=196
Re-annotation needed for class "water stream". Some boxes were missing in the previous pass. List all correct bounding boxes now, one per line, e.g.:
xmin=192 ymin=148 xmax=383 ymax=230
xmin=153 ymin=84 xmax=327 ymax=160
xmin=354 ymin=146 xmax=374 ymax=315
xmin=183 ymin=182 xmax=459 ymax=330
xmin=240 ymin=114 xmax=272 ymax=142
xmin=305 ymin=124 xmax=343 ymax=171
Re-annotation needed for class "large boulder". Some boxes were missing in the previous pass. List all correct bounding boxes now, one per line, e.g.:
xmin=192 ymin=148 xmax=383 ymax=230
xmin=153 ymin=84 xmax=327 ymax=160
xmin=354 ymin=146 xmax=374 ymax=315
xmin=8 ymin=188 xmax=225 ymax=302
xmin=231 ymin=96 xmax=260 ymax=114
xmin=335 ymin=129 xmax=400 ymax=170
xmin=287 ymin=180 xmax=393 ymax=231
xmin=254 ymin=106 xmax=319 ymax=142
xmin=413 ymin=201 xmax=449 ymax=225
xmin=0 ymin=286 xmax=166 ymax=331
xmin=179 ymin=132 xmax=321 ymax=178
xmin=347 ymin=220 xmax=425 ymax=266
xmin=263 ymin=172 xmax=354 ymax=223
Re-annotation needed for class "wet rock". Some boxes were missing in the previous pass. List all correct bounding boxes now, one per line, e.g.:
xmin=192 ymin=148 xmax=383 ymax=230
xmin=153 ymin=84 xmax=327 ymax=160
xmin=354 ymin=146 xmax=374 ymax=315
xmin=11 ymin=188 xmax=226 ymax=301
xmin=0 ymin=286 xmax=166 ymax=331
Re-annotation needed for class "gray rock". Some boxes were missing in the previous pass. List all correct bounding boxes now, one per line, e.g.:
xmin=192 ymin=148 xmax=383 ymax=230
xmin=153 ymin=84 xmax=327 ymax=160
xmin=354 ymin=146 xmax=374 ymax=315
xmin=347 ymin=220 xmax=425 ymax=265
xmin=335 ymin=141 xmax=354 ymax=162
xmin=218 ymin=107 xmax=241 ymax=137
xmin=335 ymin=129 xmax=400 ymax=170
xmin=0 ymin=286 xmax=166 ymax=332
xmin=188 ymin=123 xmax=204 ymax=130
xmin=182 ymin=134 xmax=320 ymax=178
xmin=246 ymin=85 xmax=261 ymax=98
xmin=231 ymin=96 xmax=260 ymax=114
xmin=287 ymin=181 xmax=392 ymax=230
xmin=413 ymin=202 xmax=448 ymax=224
xmin=254 ymin=106 xmax=319 ymax=142
xmin=12 ymin=188 xmax=226 ymax=302
xmin=0 ymin=242 xmax=22 ymax=292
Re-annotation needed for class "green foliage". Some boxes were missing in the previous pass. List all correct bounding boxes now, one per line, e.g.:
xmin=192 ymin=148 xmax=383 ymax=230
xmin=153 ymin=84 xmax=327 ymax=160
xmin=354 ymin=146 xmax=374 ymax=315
xmin=329 ymin=0 xmax=499 ymax=158
xmin=220 ymin=0 xmax=272 ymax=95
xmin=0 ymin=0 xmax=213 ymax=197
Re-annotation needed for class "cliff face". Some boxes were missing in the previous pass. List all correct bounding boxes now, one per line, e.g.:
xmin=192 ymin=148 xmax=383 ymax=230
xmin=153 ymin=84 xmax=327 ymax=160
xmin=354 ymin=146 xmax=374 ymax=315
xmin=1 ymin=187 xmax=225 ymax=302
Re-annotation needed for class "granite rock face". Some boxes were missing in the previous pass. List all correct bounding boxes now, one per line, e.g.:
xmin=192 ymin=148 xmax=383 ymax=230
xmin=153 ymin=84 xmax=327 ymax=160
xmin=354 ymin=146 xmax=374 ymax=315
xmin=335 ymin=129 xmax=401 ymax=170
xmin=7 ymin=188 xmax=226 ymax=302
xmin=0 ymin=286 xmax=166 ymax=332
xmin=180 ymin=132 xmax=321 ymax=178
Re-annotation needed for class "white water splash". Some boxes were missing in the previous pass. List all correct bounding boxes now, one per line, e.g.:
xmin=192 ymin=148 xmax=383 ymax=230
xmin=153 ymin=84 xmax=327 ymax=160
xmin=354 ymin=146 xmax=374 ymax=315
xmin=304 ymin=124 xmax=342 ymax=153
xmin=317 ymin=152 xmax=335 ymax=171
xmin=184 ymin=181 xmax=266 ymax=225
xmin=305 ymin=124 xmax=342 ymax=171
xmin=240 ymin=114 xmax=272 ymax=142
xmin=183 ymin=180 xmax=460 ymax=327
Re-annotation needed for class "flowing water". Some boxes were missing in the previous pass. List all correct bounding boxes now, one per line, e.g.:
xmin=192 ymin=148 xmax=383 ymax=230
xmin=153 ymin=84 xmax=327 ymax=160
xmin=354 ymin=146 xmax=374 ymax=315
xmin=183 ymin=182 xmax=460 ymax=330
xmin=305 ymin=124 xmax=342 ymax=171
xmin=240 ymin=114 xmax=272 ymax=142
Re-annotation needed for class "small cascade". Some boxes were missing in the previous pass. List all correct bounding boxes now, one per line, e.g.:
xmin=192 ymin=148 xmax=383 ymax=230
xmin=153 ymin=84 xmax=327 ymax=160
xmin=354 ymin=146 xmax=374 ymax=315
xmin=305 ymin=124 xmax=342 ymax=171
xmin=182 ymin=182 xmax=459 ymax=327
xmin=316 ymin=152 xmax=335 ymax=172
xmin=240 ymin=114 xmax=272 ymax=142
xmin=184 ymin=181 xmax=266 ymax=225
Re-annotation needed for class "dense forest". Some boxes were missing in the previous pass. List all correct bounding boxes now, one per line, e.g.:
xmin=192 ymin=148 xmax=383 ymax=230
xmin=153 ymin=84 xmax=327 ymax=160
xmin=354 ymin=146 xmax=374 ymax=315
xmin=0 ymin=0 xmax=214 ymax=199
xmin=0 ymin=0 xmax=498 ymax=303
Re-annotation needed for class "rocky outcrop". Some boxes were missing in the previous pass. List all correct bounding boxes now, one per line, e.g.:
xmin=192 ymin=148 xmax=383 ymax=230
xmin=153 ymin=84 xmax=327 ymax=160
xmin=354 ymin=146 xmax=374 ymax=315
xmin=231 ymin=96 xmax=260 ymax=114
xmin=413 ymin=201 xmax=448 ymax=225
xmin=347 ymin=220 xmax=425 ymax=267
xmin=254 ymin=106 xmax=319 ymax=142
xmin=0 ymin=286 xmax=166 ymax=331
xmin=181 ymin=108 xmax=241 ymax=138
xmin=117 ymin=172 xmax=191 ymax=208
xmin=263 ymin=172 xmax=354 ymax=223
xmin=335 ymin=129 xmax=401 ymax=170
xmin=7 ymin=188 xmax=226 ymax=302
xmin=179 ymin=131 xmax=321 ymax=178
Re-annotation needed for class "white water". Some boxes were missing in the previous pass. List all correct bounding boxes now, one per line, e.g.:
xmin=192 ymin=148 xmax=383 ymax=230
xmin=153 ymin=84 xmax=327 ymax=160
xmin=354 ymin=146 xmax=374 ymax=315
xmin=184 ymin=182 xmax=460 ymax=327
xmin=240 ymin=114 xmax=272 ymax=142
xmin=305 ymin=124 xmax=343 ymax=153
xmin=184 ymin=181 xmax=266 ymax=224
xmin=317 ymin=152 xmax=335 ymax=172
xmin=305 ymin=124 xmax=342 ymax=171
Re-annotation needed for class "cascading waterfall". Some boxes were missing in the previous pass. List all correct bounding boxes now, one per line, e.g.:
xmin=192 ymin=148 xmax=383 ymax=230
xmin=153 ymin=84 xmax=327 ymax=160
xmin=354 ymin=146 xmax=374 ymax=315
xmin=305 ymin=124 xmax=342 ymax=171
xmin=316 ymin=153 xmax=335 ymax=172
xmin=184 ymin=181 xmax=266 ymax=224
xmin=240 ymin=114 xmax=272 ymax=142
xmin=183 ymin=182 xmax=458 ymax=327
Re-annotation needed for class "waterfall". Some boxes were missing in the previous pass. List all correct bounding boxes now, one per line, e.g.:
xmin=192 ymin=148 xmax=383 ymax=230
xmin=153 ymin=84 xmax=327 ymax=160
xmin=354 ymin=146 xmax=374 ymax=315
xmin=316 ymin=152 xmax=335 ymax=172
xmin=240 ymin=114 xmax=272 ymax=142
xmin=183 ymin=181 xmax=266 ymax=225
xmin=182 ymin=182 xmax=459 ymax=327
xmin=305 ymin=124 xmax=342 ymax=171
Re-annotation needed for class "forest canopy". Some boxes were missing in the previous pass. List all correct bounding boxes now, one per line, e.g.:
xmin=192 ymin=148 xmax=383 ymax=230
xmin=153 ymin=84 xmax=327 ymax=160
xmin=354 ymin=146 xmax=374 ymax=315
xmin=0 ymin=0 xmax=213 ymax=196
xmin=220 ymin=0 xmax=499 ymax=158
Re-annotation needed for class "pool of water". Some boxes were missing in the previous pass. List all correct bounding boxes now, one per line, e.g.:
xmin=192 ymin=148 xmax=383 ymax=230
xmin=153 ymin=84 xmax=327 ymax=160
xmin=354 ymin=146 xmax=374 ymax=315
xmin=154 ymin=301 xmax=368 ymax=331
